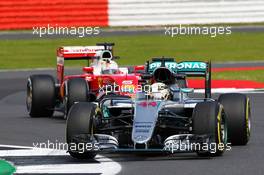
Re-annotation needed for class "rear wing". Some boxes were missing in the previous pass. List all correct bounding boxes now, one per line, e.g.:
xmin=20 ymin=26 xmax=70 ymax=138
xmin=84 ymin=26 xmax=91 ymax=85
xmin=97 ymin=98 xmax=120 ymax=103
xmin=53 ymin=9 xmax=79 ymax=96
xmin=177 ymin=61 xmax=211 ymax=98
xmin=57 ymin=46 xmax=105 ymax=60
xmin=146 ymin=59 xmax=211 ymax=98
xmin=56 ymin=43 xmax=115 ymax=84
xmin=57 ymin=43 xmax=114 ymax=60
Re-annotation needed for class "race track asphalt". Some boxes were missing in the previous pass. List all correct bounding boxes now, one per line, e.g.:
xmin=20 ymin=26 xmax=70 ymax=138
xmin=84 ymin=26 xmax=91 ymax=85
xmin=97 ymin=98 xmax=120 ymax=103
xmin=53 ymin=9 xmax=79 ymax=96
xmin=0 ymin=68 xmax=263 ymax=175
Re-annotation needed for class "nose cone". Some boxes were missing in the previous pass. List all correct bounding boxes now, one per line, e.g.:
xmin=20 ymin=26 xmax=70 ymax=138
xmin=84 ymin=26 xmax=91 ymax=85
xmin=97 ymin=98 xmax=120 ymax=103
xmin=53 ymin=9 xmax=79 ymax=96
xmin=132 ymin=100 xmax=162 ymax=144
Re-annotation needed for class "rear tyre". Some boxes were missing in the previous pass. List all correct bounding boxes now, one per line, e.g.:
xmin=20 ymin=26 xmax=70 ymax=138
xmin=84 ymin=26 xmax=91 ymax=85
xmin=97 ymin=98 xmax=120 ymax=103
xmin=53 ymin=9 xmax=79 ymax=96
xmin=64 ymin=78 xmax=89 ymax=117
xmin=66 ymin=102 xmax=97 ymax=159
xmin=26 ymin=75 xmax=55 ymax=117
xmin=192 ymin=101 xmax=227 ymax=157
xmin=218 ymin=93 xmax=251 ymax=145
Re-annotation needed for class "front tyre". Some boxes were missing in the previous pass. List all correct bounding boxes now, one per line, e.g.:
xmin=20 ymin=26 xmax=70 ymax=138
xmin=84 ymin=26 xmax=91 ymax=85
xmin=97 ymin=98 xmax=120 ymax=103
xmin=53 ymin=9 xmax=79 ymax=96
xmin=26 ymin=75 xmax=55 ymax=117
xmin=66 ymin=102 xmax=97 ymax=159
xmin=192 ymin=101 xmax=227 ymax=157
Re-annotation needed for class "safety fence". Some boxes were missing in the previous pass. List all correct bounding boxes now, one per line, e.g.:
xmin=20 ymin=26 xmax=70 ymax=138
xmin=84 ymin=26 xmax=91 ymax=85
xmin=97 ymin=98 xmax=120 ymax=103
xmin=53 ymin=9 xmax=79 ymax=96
xmin=109 ymin=0 xmax=264 ymax=26
xmin=0 ymin=0 xmax=108 ymax=30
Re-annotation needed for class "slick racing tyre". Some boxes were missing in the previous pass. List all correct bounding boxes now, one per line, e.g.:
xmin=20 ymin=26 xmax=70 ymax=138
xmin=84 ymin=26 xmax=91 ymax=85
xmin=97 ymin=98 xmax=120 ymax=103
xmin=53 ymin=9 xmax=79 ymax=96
xmin=64 ymin=78 xmax=89 ymax=117
xmin=192 ymin=101 xmax=227 ymax=157
xmin=26 ymin=75 xmax=55 ymax=117
xmin=66 ymin=102 xmax=97 ymax=159
xmin=218 ymin=93 xmax=251 ymax=145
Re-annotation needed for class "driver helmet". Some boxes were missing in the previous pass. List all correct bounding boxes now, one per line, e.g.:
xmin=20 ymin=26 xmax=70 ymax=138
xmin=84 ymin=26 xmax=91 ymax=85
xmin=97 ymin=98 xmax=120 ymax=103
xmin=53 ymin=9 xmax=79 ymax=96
xmin=150 ymin=82 xmax=170 ymax=100
xmin=100 ymin=59 xmax=119 ymax=74
xmin=91 ymin=50 xmax=119 ymax=74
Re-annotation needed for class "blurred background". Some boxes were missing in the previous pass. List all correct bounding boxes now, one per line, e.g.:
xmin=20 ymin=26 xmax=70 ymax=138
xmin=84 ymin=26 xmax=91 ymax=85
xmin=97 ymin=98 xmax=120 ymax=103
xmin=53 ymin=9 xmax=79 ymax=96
xmin=1 ymin=0 xmax=264 ymax=29
xmin=0 ymin=0 xmax=264 ymax=82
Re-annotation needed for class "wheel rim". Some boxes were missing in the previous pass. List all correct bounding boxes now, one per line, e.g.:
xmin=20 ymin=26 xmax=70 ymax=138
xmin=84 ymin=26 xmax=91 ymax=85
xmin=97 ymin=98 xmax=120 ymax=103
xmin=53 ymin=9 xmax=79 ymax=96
xmin=217 ymin=105 xmax=227 ymax=144
xmin=246 ymin=98 xmax=251 ymax=139
xmin=221 ymin=113 xmax=228 ymax=144
xmin=26 ymin=79 xmax=32 ymax=112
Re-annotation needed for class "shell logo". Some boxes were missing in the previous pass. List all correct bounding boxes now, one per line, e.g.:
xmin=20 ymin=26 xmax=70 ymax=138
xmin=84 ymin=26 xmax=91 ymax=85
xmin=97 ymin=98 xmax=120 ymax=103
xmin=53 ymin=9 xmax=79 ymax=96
xmin=122 ymin=80 xmax=133 ymax=85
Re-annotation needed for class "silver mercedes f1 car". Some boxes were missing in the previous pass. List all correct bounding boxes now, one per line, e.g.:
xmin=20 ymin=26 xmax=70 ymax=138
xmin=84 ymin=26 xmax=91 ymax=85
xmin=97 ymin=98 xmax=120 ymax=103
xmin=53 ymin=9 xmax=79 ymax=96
xmin=66 ymin=58 xmax=251 ymax=159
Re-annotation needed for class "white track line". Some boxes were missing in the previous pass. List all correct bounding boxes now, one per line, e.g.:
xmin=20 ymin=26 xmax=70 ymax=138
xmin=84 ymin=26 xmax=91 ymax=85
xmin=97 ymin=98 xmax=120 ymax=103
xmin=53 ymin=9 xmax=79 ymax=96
xmin=0 ymin=144 xmax=121 ymax=174
xmin=0 ymin=144 xmax=33 ymax=149
xmin=0 ymin=148 xmax=67 ymax=156
xmin=16 ymin=162 xmax=121 ymax=174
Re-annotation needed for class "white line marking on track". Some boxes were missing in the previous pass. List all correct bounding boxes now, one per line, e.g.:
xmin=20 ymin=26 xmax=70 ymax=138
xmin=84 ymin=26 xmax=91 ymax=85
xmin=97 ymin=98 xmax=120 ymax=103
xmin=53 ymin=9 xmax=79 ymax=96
xmin=0 ymin=144 xmax=33 ymax=149
xmin=16 ymin=161 xmax=120 ymax=174
xmin=0 ymin=144 xmax=122 ymax=174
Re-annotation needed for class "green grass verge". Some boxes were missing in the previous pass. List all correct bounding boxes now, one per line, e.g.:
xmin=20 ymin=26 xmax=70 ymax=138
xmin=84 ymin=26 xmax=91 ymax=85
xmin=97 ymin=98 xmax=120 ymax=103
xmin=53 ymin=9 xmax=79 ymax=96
xmin=212 ymin=70 xmax=264 ymax=83
xmin=0 ymin=32 xmax=263 ymax=69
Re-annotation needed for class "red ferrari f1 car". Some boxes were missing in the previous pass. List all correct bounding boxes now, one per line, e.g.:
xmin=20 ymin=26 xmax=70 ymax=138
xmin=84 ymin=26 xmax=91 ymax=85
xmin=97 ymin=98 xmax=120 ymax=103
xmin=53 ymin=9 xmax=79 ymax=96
xmin=26 ymin=43 xmax=144 ymax=118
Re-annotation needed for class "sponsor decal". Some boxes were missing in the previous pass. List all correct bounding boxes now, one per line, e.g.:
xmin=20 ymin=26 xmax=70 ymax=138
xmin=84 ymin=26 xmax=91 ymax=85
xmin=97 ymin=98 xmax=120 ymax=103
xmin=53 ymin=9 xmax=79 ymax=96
xmin=135 ymin=125 xmax=152 ymax=128
xmin=149 ymin=61 xmax=206 ymax=71
xmin=177 ymin=62 xmax=206 ymax=70
xmin=135 ymin=125 xmax=151 ymax=133
xmin=134 ymin=135 xmax=148 ymax=141
xmin=122 ymin=80 xmax=133 ymax=85
xmin=64 ymin=48 xmax=96 ymax=54
xmin=63 ymin=46 xmax=104 ymax=54
xmin=149 ymin=62 xmax=177 ymax=70
xmin=135 ymin=129 xmax=149 ymax=133
xmin=138 ymin=101 xmax=157 ymax=107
